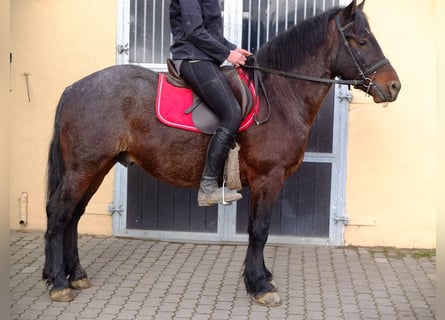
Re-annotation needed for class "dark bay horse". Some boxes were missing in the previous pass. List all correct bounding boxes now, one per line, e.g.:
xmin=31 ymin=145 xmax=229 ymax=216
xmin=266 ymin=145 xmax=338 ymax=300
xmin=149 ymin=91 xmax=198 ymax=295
xmin=44 ymin=1 xmax=400 ymax=306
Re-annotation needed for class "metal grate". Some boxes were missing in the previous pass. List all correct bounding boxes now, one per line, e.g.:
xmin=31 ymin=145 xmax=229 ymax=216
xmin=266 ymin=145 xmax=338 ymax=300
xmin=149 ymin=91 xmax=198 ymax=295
xmin=129 ymin=0 xmax=171 ymax=64
xmin=129 ymin=0 xmax=341 ymax=64
xmin=242 ymin=0 xmax=341 ymax=53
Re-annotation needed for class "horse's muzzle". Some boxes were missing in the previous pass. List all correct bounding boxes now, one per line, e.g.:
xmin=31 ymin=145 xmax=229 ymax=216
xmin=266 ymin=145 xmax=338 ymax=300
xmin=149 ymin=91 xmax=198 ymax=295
xmin=388 ymin=80 xmax=401 ymax=101
xmin=372 ymin=79 xmax=401 ymax=103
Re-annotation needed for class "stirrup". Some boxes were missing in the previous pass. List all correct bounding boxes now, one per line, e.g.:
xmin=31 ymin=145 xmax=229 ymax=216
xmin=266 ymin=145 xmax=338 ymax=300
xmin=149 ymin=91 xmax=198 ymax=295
xmin=220 ymin=178 xmax=243 ymax=206
xmin=221 ymin=179 xmax=234 ymax=206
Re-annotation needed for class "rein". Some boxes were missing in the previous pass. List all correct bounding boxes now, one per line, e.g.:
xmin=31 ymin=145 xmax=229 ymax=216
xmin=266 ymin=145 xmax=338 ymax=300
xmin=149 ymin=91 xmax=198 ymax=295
xmin=242 ymin=63 xmax=365 ymax=86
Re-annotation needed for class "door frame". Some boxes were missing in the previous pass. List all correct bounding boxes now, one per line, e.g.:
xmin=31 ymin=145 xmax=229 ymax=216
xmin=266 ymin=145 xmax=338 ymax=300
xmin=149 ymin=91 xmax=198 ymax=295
xmin=110 ymin=0 xmax=350 ymax=245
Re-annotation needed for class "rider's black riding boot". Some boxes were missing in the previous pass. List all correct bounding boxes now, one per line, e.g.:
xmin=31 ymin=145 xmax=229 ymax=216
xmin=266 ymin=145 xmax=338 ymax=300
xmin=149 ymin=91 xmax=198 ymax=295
xmin=198 ymin=127 xmax=243 ymax=206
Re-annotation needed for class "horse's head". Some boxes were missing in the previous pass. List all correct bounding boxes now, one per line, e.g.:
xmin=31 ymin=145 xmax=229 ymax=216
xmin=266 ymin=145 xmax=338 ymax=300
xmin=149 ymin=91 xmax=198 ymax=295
xmin=334 ymin=0 xmax=401 ymax=103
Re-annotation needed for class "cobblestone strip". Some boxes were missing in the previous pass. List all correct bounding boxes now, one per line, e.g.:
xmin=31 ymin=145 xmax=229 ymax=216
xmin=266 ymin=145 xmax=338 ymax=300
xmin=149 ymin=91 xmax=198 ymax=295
xmin=304 ymin=246 xmax=326 ymax=320
xmin=10 ymin=232 xmax=48 ymax=320
xmin=130 ymin=241 xmax=185 ymax=320
xmin=402 ymin=254 xmax=436 ymax=319
xmin=177 ymin=245 xmax=214 ymax=320
xmin=358 ymin=248 xmax=391 ymax=319
xmin=179 ymin=244 xmax=227 ymax=320
xmin=171 ymin=244 xmax=207 ymax=320
xmin=78 ymin=237 xmax=145 ymax=319
xmin=210 ymin=246 xmax=237 ymax=320
xmin=322 ymin=247 xmax=344 ymax=320
xmin=268 ymin=246 xmax=290 ymax=320
xmin=80 ymin=237 xmax=125 ymax=319
xmin=230 ymin=245 xmax=251 ymax=320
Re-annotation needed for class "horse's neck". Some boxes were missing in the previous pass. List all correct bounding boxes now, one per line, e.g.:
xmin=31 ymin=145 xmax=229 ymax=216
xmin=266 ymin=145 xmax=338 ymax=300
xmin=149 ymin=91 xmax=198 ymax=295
xmin=266 ymin=20 xmax=339 ymax=127
xmin=269 ymin=57 xmax=334 ymax=127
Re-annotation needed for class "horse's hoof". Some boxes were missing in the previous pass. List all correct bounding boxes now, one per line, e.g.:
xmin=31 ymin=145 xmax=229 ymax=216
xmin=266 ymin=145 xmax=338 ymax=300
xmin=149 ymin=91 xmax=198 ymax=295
xmin=71 ymin=278 xmax=92 ymax=290
xmin=255 ymin=292 xmax=282 ymax=307
xmin=49 ymin=287 xmax=74 ymax=302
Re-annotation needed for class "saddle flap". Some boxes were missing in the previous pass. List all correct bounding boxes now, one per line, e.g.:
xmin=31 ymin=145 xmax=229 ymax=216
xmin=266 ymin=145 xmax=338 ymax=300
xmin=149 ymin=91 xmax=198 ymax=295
xmin=166 ymin=59 xmax=189 ymax=88
xmin=191 ymin=102 xmax=220 ymax=134
xmin=221 ymin=66 xmax=252 ymax=118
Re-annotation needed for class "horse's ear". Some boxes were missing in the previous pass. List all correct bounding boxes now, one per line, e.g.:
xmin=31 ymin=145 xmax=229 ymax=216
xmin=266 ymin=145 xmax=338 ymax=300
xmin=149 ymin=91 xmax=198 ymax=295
xmin=342 ymin=0 xmax=357 ymax=23
xmin=357 ymin=0 xmax=365 ymax=10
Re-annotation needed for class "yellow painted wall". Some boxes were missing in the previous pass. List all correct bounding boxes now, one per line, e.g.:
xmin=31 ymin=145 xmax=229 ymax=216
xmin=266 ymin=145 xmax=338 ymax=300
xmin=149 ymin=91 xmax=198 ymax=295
xmin=436 ymin=0 xmax=445 ymax=313
xmin=9 ymin=0 xmax=117 ymax=235
xmin=1 ymin=1 xmax=11 ymax=243
xmin=0 ymin=0 xmax=11 ymax=307
xmin=8 ymin=0 xmax=437 ymax=248
xmin=344 ymin=0 xmax=436 ymax=248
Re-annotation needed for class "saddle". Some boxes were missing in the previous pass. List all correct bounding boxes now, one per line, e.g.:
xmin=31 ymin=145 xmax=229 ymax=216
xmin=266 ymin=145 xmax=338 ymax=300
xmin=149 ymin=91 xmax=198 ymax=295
xmin=158 ymin=59 xmax=256 ymax=134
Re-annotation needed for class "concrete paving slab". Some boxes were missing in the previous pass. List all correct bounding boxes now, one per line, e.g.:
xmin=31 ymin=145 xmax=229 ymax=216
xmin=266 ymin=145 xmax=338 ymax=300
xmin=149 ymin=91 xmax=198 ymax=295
xmin=10 ymin=231 xmax=435 ymax=319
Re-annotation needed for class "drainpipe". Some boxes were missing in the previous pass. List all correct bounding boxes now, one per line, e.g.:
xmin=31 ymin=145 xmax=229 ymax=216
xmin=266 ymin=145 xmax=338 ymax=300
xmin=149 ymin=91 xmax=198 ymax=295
xmin=19 ymin=192 xmax=28 ymax=226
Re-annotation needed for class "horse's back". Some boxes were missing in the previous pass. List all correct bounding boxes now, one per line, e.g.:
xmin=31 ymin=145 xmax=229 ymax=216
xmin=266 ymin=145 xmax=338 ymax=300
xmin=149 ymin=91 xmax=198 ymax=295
xmin=58 ymin=64 xmax=157 ymax=124
xmin=55 ymin=64 xmax=159 ymax=162
xmin=63 ymin=64 xmax=157 ymax=107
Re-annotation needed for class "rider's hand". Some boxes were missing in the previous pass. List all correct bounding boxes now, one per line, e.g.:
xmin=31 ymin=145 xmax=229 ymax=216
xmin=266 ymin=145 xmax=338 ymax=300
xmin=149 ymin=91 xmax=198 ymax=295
xmin=235 ymin=48 xmax=252 ymax=57
xmin=227 ymin=48 xmax=252 ymax=67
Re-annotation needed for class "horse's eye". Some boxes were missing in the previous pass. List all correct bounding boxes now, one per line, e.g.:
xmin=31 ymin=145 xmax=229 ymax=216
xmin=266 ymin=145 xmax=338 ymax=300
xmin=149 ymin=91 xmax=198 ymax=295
xmin=358 ymin=39 xmax=367 ymax=46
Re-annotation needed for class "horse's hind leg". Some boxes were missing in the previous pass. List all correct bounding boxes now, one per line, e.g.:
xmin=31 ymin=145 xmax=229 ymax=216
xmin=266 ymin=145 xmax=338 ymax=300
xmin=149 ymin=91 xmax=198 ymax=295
xmin=44 ymin=174 xmax=90 ymax=302
xmin=44 ymin=160 xmax=112 ymax=301
xmin=63 ymin=200 xmax=91 ymax=291
xmin=64 ymin=166 xmax=114 ymax=291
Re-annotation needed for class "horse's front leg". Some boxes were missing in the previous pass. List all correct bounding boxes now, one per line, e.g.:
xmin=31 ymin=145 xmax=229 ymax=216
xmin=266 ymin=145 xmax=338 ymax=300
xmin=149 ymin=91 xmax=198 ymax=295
xmin=244 ymin=174 xmax=283 ymax=307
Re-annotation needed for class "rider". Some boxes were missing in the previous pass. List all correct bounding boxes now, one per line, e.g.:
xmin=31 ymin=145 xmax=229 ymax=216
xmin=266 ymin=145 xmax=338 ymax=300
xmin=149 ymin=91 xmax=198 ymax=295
xmin=170 ymin=0 xmax=251 ymax=206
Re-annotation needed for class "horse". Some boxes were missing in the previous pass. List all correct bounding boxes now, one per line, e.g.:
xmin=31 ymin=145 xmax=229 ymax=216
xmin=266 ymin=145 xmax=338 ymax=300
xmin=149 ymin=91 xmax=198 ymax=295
xmin=43 ymin=0 xmax=400 ymax=306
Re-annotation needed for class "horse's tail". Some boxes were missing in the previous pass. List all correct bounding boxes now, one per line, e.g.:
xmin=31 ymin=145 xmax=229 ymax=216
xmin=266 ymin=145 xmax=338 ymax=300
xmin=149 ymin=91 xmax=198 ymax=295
xmin=46 ymin=88 xmax=69 ymax=206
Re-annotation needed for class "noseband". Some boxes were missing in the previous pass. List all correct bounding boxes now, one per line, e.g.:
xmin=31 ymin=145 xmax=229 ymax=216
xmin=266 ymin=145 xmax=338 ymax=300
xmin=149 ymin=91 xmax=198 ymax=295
xmin=334 ymin=17 xmax=389 ymax=96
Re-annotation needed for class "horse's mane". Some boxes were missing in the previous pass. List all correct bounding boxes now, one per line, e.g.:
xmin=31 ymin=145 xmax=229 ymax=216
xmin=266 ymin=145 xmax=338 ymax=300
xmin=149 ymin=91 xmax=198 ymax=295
xmin=256 ymin=7 xmax=368 ymax=71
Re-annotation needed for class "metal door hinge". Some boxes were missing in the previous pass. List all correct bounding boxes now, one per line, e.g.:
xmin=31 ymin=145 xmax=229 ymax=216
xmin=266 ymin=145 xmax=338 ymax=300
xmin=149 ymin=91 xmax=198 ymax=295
xmin=337 ymin=88 xmax=353 ymax=103
xmin=334 ymin=214 xmax=349 ymax=224
xmin=117 ymin=43 xmax=129 ymax=55
xmin=108 ymin=204 xmax=123 ymax=216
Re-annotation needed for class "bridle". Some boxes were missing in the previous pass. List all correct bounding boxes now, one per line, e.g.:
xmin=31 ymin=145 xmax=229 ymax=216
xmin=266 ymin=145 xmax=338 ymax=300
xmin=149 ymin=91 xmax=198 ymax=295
xmin=242 ymin=15 xmax=390 ymax=91
xmin=241 ymin=13 xmax=391 ymax=124
xmin=334 ymin=17 xmax=389 ymax=97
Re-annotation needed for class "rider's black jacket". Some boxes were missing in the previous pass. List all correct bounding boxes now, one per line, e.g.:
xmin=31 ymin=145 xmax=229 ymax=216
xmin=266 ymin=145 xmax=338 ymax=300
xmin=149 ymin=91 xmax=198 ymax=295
xmin=170 ymin=0 xmax=236 ymax=65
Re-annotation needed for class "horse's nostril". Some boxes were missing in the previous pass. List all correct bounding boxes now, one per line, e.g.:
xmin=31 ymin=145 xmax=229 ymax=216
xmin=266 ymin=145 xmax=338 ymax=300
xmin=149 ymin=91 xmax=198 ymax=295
xmin=388 ymin=80 xmax=401 ymax=99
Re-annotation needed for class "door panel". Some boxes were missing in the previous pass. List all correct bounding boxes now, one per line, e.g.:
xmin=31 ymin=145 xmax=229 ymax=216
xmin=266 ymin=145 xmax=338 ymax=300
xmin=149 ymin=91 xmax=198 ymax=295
xmin=236 ymin=162 xmax=332 ymax=237
xmin=119 ymin=0 xmax=346 ymax=243
xmin=127 ymin=168 xmax=218 ymax=233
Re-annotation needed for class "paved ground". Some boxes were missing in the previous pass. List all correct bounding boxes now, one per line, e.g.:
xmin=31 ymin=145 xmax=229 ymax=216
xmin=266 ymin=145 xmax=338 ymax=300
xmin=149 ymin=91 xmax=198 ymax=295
xmin=10 ymin=230 xmax=436 ymax=320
